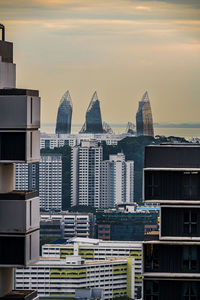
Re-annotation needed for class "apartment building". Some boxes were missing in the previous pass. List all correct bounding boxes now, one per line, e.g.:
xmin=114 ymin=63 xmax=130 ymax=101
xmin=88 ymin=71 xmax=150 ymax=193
xmin=71 ymin=141 xmax=102 ymax=208
xmin=40 ymin=212 xmax=95 ymax=239
xmin=39 ymin=154 xmax=62 ymax=211
xmin=101 ymin=153 xmax=134 ymax=208
xmin=15 ymin=154 xmax=62 ymax=211
xmin=42 ymin=237 xmax=142 ymax=299
xmin=16 ymin=254 xmax=134 ymax=300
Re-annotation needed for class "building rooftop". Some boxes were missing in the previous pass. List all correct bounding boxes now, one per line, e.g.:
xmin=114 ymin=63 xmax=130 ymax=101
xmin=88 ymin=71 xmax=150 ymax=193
xmin=34 ymin=256 xmax=127 ymax=267
xmin=0 ymin=88 xmax=39 ymax=96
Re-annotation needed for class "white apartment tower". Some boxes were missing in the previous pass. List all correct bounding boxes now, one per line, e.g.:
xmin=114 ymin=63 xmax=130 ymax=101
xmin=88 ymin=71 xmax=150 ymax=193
xmin=40 ymin=154 xmax=62 ymax=211
xmin=71 ymin=141 xmax=102 ymax=208
xmin=101 ymin=153 xmax=134 ymax=208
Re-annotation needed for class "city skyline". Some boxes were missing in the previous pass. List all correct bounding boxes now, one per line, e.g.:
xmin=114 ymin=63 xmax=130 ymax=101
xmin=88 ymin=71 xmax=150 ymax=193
xmin=1 ymin=0 xmax=200 ymax=125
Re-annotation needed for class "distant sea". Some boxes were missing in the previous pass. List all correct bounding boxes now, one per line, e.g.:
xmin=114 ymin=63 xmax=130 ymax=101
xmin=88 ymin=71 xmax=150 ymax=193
xmin=41 ymin=123 xmax=200 ymax=139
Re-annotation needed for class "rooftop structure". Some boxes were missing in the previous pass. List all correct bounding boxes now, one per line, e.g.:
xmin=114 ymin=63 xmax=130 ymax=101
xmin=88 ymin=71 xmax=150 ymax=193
xmin=55 ymin=90 xmax=73 ymax=134
xmin=136 ymin=91 xmax=154 ymax=137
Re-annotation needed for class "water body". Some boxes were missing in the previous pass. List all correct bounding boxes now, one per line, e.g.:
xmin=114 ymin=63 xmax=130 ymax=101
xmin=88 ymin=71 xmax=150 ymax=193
xmin=41 ymin=124 xmax=200 ymax=139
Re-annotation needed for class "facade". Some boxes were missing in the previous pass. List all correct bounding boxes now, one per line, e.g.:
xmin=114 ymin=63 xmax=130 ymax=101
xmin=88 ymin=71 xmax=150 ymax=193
xmin=42 ymin=237 xmax=142 ymax=299
xmin=15 ymin=162 xmax=39 ymax=191
xmin=40 ymin=212 xmax=95 ymax=239
xmin=101 ymin=153 xmax=134 ymax=208
xmin=40 ymin=154 xmax=62 ymax=211
xmin=40 ymin=132 xmax=133 ymax=150
xmin=96 ymin=210 xmax=159 ymax=241
xmin=71 ymin=141 xmax=102 ymax=208
xmin=16 ymin=254 xmax=134 ymax=300
xmin=136 ymin=91 xmax=154 ymax=137
xmin=55 ymin=90 xmax=73 ymax=134
xmin=80 ymin=92 xmax=104 ymax=134
xmin=0 ymin=24 xmax=40 ymax=299
xmin=143 ymin=144 xmax=200 ymax=299
xmin=15 ymin=154 xmax=62 ymax=211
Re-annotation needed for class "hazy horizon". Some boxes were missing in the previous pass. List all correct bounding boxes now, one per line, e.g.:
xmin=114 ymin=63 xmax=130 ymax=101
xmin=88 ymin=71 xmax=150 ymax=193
xmin=1 ymin=0 xmax=200 ymax=125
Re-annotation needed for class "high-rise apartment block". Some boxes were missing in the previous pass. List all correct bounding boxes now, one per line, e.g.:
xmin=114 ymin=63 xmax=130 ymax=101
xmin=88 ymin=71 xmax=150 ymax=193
xmin=71 ymin=144 xmax=134 ymax=209
xmin=0 ymin=25 xmax=40 ymax=299
xmin=71 ymin=141 xmax=102 ymax=208
xmin=15 ymin=154 xmax=62 ymax=211
xmin=143 ymin=144 xmax=200 ymax=298
xmin=101 ymin=153 xmax=134 ymax=208
xmin=15 ymin=162 xmax=39 ymax=191
xmin=39 ymin=154 xmax=62 ymax=211
xmin=136 ymin=91 xmax=154 ymax=137
xmin=55 ymin=90 xmax=73 ymax=134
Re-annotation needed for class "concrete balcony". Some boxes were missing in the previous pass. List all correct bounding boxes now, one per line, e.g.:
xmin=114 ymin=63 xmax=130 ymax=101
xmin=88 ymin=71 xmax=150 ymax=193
xmin=0 ymin=130 xmax=40 ymax=163
xmin=0 ymin=191 xmax=39 ymax=234
xmin=0 ymin=89 xmax=40 ymax=129
xmin=0 ymin=229 xmax=39 ymax=267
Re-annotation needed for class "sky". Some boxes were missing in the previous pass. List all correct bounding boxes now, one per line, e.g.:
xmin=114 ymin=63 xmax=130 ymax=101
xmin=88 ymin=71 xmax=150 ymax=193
xmin=1 ymin=0 xmax=200 ymax=125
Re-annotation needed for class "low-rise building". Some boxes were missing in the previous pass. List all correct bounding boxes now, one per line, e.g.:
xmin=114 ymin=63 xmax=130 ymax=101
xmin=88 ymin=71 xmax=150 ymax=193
xmin=40 ymin=212 xmax=95 ymax=239
xmin=42 ymin=237 xmax=142 ymax=299
xmin=16 ymin=254 xmax=134 ymax=300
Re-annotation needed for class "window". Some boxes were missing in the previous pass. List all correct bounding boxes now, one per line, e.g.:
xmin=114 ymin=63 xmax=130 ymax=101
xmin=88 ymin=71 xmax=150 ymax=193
xmin=183 ymin=246 xmax=197 ymax=272
xmin=145 ymin=281 xmax=159 ymax=300
xmin=145 ymin=245 xmax=159 ymax=271
xmin=183 ymin=211 xmax=197 ymax=234
xmin=184 ymin=285 xmax=197 ymax=300
xmin=183 ymin=172 xmax=199 ymax=200
xmin=147 ymin=172 xmax=159 ymax=198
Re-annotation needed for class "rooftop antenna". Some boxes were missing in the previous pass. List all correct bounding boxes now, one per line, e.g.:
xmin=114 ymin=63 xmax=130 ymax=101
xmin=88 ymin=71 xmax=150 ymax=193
xmin=0 ymin=24 xmax=5 ymax=41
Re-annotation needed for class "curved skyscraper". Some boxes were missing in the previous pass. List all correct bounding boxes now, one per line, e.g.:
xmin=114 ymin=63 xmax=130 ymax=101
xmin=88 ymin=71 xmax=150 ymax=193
xmin=136 ymin=91 xmax=154 ymax=137
xmin=56 ymin=90 xmax=72 ymax=134
xmin=80 ymin=91 xmax=104 ymax=133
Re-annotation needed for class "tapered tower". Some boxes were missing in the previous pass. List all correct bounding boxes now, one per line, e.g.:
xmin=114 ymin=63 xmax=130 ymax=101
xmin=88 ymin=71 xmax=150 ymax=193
xmin=136 ymin=91 xmax=154 ymax=137
xmin=80 ymin=91 xmax=104 ymax=133
xmin=55 ymin=90 xmax=72 ymax=134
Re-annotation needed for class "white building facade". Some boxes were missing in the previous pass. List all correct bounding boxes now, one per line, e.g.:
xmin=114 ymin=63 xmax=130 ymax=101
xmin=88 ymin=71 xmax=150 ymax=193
xmin=101 ymin=153 xmax=134 ymax=208
xmin=40 ymin=154 xmax=62 ymax=211
xmin=16 ymin=255 xmax=134 ymax=300
xmin=40 ymin=212 xmax=95 ymax=239
xmin=15 ymin=155 xmax=62 ymax=211
xmin=71 ymin=141 xmax=102 ymax=208
xmin=42 ymin=238 xmax=141 ymax=299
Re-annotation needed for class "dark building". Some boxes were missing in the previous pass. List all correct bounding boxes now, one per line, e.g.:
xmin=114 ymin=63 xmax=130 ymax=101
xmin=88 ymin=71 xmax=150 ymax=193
xmin=55 ymin=90 xmax=72 ymax=134
xmin=80 ymin=91 xmax=104 ymax=133
xmin=143 ymin=144 xmax=200 ymax=299
xmin=136 ymin=91 xmax=154 ymax=137
xmin=96 ymin=211 xmax=158 ymax=241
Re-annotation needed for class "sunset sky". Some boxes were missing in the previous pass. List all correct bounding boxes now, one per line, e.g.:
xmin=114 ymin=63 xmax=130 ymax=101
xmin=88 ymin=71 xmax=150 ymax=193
xmin=1 ymin=0 xmax=200 ymax=125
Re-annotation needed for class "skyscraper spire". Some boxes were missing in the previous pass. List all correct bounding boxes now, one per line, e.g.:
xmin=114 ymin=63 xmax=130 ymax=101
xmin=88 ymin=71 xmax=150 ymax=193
xmin=55 ymin=90 xmax=73 ymax=134
xmin=136 ymin=91 xmax=154 ymax=137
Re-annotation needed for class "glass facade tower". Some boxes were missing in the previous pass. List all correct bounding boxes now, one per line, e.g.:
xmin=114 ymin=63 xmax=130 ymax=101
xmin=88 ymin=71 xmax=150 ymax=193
xmin=80 ymin=91 xmax=104 ymax=133
xmin=55 ymin=90 xmax=72 ymax=134
xmin=136 ymin=91 xmax=154 ymax=137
